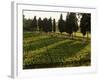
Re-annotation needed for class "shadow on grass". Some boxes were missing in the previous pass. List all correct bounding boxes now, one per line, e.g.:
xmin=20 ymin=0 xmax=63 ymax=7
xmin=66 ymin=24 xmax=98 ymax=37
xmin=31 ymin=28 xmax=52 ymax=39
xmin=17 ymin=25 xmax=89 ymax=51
xmin=23 ymin=37 xmax=65 ymax=52
xmin=23 ymin=35 xmax=50 ymax=44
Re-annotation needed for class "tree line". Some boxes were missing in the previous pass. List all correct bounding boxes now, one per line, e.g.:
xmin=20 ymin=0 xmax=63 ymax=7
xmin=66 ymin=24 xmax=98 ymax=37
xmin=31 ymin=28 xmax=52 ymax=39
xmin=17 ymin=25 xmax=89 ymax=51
xmin=23 ymin=12 xmax=91 ymax=39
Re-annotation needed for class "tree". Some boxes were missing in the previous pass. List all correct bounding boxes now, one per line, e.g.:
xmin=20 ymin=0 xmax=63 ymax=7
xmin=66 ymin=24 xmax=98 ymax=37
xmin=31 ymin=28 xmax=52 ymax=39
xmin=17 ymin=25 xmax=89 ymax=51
xmin=48 ymin=17 xmax=52 ymax=32
xmin=23 ymin=15 xmax=33 ymax=31
xmin=32 ymin=16 xmax=37 ymax=31
xmin=58 ymin=14 xmax=65 ymax=33
xmin=65 ymin=12 xmax=78 ymax=39
xmin=52 ymin=19 xmax=56 ymax=32
xmin=80 ymin=13 xmax=91 ymax=43
xmin=72 ymin=13 xmax=78 ymax=37
xmin=65 ymin=13 xmax=70 ymax=35
xmin=43 ymin=18 xmax=48 ymax=32
xmin=38 ymin=17 xmax=43 ymax=32
xmin=86 ymin=14 xmax=91 ymax=39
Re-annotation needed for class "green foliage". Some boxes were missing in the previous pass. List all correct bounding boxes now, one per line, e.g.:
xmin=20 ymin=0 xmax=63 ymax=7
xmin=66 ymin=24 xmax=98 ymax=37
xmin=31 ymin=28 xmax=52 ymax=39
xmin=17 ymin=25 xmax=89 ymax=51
xmin=58 ymin=14 xmax=65 ymax=33
xmin=23 ymin=16 xmax=33 ymax=31
xmin=48 ymin=17 xmax=52 ymax=32
xmin=42 ymin=18 xmax=48 ymax=32
xmin=32 ymin=16 xmax=38 ymax=31
xmin=38 ymin=17 xmax=43 ymax=31
xmin=65 ymin=12 xmax=78 ymax=35
xmin=42 ymin=17 xmax=53 ymax=32
xmin=52 ymin=18 xmax=56 ymax=32
xmin=80 ymin=13 xmax=91 ymax=36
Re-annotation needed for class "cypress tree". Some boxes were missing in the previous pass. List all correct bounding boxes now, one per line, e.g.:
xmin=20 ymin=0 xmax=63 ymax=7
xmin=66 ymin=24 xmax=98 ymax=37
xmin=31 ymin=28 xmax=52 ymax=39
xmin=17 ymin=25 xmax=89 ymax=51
xmin=23 ymin=15 xmax=33 ymax=31
xmin=32 ymin=16 xmax=37 ymax=31
xmin=72 ymin=13 xmax=78 ymax=38
xmin=80 ymin=13 xmax=91 ymax=43
xmin=58 ymin=14 xmax=65 ymax=33
xmin=53 ymin=19 xmax=56 ymax=32
xmin=38 ymin=17 xmax=43 ymax=32
xmin=86 ymin=14 xmax=91 ymax=39
xmin=43 ymin=18 xmax=48 ymax=32
xmin=65 ymin=13 xmax=70 ymax=35
xmin=48 ymin=17 xmax=52 ymax=32
xmin=65 ymin=12 xmax=78 ymax=39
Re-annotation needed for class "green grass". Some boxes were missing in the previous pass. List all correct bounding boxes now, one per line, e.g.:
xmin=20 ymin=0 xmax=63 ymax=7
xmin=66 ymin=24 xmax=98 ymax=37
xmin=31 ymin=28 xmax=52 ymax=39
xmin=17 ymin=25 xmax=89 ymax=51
xmin=23 ymin=32 xmax=91 ymax=69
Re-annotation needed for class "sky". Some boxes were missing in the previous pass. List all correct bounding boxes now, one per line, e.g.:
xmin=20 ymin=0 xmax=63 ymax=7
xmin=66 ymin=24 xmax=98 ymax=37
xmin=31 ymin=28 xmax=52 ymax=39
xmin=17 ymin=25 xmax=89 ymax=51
xmin=23 ymin=10 xmax=68 ymax=21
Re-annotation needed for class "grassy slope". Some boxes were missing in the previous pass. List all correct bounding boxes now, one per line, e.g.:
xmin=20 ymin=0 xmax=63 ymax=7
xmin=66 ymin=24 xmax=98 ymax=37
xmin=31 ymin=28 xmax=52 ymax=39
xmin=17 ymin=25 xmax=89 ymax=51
xmin=23 ymin=32 xmax=91 ymax=69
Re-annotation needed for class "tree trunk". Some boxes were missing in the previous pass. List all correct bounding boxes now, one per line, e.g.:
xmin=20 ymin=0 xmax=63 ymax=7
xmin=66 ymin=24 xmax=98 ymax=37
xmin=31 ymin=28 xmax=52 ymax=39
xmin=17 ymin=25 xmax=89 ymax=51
xmin=69 ymin=34 xmax=71 ymax=39
xmin=82 ymin=35 xmax=85 ymax=44
xmin=71 ymin=33 xmax=74 ymax=40
xmin=74 ymin=32 xmax=76 ymax=39
xmin=87 ymin=32 xmax=88 ymax=41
